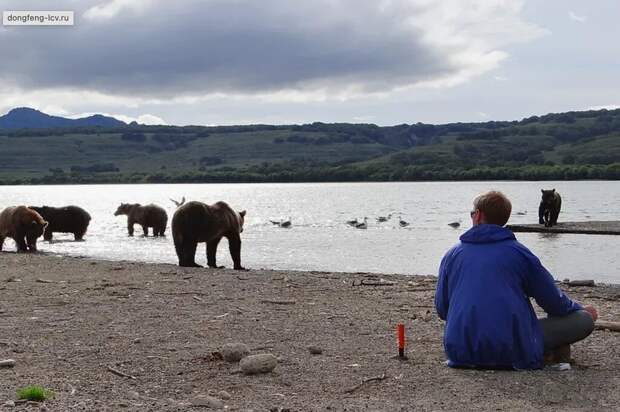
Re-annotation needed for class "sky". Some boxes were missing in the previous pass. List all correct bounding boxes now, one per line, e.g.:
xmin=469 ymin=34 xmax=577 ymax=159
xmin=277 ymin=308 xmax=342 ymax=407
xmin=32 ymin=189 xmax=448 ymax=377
xmin=0 ymin=0 xmax=618 ymax=126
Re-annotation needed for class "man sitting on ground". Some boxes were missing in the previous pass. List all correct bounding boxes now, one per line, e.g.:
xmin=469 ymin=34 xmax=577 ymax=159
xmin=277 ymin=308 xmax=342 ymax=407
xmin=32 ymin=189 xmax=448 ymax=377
xmin=435 ymin=190 xmax=597 ymax=369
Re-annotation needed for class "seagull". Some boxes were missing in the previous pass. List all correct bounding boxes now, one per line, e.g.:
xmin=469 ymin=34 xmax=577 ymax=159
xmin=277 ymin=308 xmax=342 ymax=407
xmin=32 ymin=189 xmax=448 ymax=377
xmin=355 ymin=217 xmax=368 ymax=229
xmin=170 ymin=196 xmax=185 ymax=207
xmin=346 ymin=218 xmax=359 ymax=226
xmin=399 ymin=216 xmax=409 ymax=227
xmin=376 ymin=213 xmax=392 ymax=223
xmin=270 ymin=218 xmax=292 ymax=228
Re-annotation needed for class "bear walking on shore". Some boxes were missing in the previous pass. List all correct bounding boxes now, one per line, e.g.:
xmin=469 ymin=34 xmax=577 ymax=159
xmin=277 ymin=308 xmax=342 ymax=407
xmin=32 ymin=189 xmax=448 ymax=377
xmin=172 ymin=201 xmax=246 ymax=269
xmin=0 ymin=206 xmax=48 ymax=252
xmin=114 ymin=203 xmax=167 ymax=236
xmin=539 ymin=189 xmax=562 ymax=227
xmin=30 ymin=205 xmax=91 ymax=241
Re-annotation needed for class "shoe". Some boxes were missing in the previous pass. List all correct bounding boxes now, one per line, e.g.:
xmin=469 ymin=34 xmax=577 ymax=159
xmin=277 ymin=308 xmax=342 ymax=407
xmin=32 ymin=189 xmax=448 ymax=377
xmin=543 ymin=344 xmax=571 ymax=365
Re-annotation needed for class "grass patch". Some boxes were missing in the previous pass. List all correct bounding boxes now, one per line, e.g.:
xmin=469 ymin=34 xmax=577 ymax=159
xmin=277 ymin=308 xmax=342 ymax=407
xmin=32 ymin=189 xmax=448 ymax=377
xmin=16 ymin=385 xmax=54 ymax=402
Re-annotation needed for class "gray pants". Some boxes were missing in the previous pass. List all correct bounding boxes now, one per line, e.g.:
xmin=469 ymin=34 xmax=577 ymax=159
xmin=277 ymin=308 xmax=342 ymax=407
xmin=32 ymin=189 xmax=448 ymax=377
xmin=539 ymin=310 xmax=595 ymax=351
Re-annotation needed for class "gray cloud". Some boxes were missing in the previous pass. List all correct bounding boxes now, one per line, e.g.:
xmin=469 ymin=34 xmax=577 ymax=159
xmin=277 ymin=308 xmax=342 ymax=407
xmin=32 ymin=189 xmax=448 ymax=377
xmin=0 ymin=0 xmax=542 ymax=98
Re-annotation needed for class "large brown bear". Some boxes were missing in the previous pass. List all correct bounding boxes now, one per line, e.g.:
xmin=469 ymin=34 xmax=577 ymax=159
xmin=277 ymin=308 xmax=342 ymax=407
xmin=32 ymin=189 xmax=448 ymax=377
xmin=114 ymin=203 xmax=167 ymax=236
xmin=0 ymin=206 xmax=48 ymax=252
xmin=172 ymin=201 xmax=246 ymax=269
xmin=538 ymin=189 xmax=562 ymax=227
xmin=29 ymin=205 xmax=91 ymax=241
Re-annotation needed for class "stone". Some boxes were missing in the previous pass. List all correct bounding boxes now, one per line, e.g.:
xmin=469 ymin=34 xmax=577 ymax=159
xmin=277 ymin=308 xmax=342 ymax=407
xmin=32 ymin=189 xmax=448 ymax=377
xmin=222 ymin=343 xmax=250 ymax=363
xmin=308 ymin=345 xmax=323 ymax=355
xmin=0 ymin=359 xmax=16 ymax=367
xmin=191 ymin=395 xmax=224 ymax=409
xmin=240 ymin=354 xmax=277 ymax=375
xmin=3 ymin=400 xmax=15 ymax=407
xmin=217 ymin=390 xmax=232 ymax=400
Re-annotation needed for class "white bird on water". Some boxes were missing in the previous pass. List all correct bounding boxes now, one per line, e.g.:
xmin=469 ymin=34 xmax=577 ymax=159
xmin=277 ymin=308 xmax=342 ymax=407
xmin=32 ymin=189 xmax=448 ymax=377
xmin=399 ymin=216 xmax=409 ymax=227
xmin=355 ymin=217 xmax=368 ymax=229
xmin=270 ymin=217 xmax=292 ymax=228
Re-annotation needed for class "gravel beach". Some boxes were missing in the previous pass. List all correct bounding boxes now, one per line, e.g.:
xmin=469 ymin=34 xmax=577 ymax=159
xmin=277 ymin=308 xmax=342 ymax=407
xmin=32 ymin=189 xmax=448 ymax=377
xmin=0 ymin=253 xmax=618 ymax=411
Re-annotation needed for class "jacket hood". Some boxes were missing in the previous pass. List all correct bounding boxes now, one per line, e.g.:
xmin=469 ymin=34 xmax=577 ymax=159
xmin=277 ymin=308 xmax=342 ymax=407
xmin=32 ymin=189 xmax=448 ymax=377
xmin=459 ymin=224 xmax=516 ymax=244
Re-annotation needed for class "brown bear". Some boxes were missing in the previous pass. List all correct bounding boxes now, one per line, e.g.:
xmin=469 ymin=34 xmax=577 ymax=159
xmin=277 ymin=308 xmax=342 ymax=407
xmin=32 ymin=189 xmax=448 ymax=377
xmin=114 ymin=203 xmax=167 ymax=236
xmin=29 ymin=205 xmax=91 ymax=241
xmin=171 ymin=201 xmax=246 ymax=269
xmin=0 ymin=206 xmax=48 ymax=252
xmin=538 ymin=189 xmax=562 ymax=227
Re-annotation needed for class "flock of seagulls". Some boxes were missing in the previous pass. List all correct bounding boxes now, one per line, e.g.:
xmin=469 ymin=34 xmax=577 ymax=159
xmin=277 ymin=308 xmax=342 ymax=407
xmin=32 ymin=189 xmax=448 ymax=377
xmin=346 ymin=214 xmax=409 ymax=230
xmin=269 ymin=212 xmax=472 ymax=230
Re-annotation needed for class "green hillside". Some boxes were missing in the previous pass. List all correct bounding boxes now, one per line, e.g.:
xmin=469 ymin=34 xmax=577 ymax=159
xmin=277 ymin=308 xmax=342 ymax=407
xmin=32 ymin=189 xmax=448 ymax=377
xmin=1 ymin=109 xmax=620 ymax=184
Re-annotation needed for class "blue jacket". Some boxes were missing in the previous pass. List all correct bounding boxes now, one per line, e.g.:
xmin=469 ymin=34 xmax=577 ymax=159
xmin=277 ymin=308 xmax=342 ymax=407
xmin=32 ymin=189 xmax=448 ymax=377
xmin=435 ymin=224 xmax=582 ymax=370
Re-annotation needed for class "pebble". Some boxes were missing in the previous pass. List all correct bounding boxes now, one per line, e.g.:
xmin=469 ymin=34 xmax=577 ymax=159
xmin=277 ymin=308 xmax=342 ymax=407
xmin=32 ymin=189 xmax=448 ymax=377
xmin=218 ymin=390 xmax=232 ymax=400
xmin=222 ymin=343 xmax=250 ymax=362
xmin=191 ymin=395 xmax=224 ymax=409
xmin=240 ymin=353 xmax=278 ymax=375
xmin=0 ymin=359 xmax=16 ymax=368
xmin=308 ymin=345 xmax=323 ymax=355
xmin=3 ymin=400 xmax=15 ymax=407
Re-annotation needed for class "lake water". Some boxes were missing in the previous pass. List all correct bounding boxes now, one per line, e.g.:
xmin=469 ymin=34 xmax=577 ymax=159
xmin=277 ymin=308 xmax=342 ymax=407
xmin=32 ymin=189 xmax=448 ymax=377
xmin=1 ymin=181 xmax=618 ymax=284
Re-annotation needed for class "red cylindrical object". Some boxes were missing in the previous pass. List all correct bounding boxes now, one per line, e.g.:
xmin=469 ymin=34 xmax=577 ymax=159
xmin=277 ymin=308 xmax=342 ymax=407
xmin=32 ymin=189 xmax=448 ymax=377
xmin=397 ymin=323 xmax=405 ymax=357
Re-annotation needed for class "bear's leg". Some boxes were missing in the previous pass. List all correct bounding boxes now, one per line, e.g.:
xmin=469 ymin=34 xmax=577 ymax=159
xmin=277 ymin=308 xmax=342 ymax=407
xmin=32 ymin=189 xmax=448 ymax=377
xmin=142 ymin=225 xmax=149 ymax=237
xmin=0 ymin=236 xmax=5 ymax=251
xmin=538 ymin=202 xmax=545 ymax=224
xmin=74 ymin=229 xmax=86 ymax=241
xmin=15 ymin=236 xmax=28 ymax=253
xmin=227 ymin=234 xmax=245 ymax=270
xmin=551 ymin=204 xmax=560 ymax=226
xmin=44 ymin=230 xmax=53 ymax=242
xmin=177 ymin=240 xmax=201 ymax=267
xmin=127 ymin=220 xmax=134 ymax=236
xmin=27 ymin=238 xmax=37 ymax=252
xmin=207 ymin=237 xmax=224 ymax=268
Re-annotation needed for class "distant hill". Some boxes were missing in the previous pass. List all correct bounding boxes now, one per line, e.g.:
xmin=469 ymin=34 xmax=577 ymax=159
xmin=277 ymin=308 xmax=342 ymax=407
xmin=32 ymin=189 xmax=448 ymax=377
xmin=0 ymin=107 xmax=619 ymax=184
xmin=0 ymin=107 xmax=126 ymax=129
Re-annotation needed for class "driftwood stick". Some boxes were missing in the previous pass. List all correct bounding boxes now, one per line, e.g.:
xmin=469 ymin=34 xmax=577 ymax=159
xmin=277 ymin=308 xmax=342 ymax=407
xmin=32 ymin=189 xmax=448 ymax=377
xmin=595 ymin=321 xmax=620 ymax=332
xmin=565 ymin=279 xmax=595 ymax=287
xmin=344 ymin=373 xmax=387 ymax=394
xmin=107 ymin=366 xmax=137 ymax=380
xmin=260 ymin=299 xmax=296 ymax=305
xmin=354 ymin=280 xmax=395 ymax=287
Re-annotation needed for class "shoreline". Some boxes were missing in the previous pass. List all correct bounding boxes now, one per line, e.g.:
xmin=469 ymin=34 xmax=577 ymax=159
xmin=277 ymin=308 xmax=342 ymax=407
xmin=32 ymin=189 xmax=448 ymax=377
xmin=1 ymin=253 xmax=619 ymax=411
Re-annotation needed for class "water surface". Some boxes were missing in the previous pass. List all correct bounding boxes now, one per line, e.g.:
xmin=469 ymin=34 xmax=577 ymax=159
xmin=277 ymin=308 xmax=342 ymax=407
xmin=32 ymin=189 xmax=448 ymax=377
xmin=1 ymin=181 xmax=618 ymax=283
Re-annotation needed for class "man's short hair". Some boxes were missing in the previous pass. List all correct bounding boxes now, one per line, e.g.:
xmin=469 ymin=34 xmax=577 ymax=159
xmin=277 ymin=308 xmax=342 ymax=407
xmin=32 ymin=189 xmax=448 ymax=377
xmin=473 ymin=191 xmax=512 ymax=226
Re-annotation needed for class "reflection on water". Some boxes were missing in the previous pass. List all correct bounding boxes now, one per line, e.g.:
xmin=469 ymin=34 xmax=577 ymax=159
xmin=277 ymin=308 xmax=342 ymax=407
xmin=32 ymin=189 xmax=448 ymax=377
xmin=0 ymin=181 xmax=619 ymax=283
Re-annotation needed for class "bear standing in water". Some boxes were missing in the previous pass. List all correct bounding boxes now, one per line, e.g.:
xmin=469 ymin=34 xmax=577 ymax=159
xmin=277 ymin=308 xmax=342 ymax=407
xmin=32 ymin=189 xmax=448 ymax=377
xmin=0 ymin=206 xmax=48 ymax=252
xmin=29 ymin=205 xmax=91 ymax=241
xmin=539 ymin=189 xmax=562 ymax=227
xmin=172 ymin=201 xmax=246 ymax=269
xmin=114 ymin=203 xmax=167 ymax=236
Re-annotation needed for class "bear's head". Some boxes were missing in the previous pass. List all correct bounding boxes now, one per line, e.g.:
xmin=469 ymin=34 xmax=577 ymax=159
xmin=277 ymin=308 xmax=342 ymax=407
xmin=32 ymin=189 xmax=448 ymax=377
xmin=238 ymin=210 xmax=246 ymax=233
xmin=25 ymin=219 xmax=48 ymax=246
xmin=541 ymin=189 xmax=556 ymax=206
xmin=114 ymin=203 xmax=134 ymax=216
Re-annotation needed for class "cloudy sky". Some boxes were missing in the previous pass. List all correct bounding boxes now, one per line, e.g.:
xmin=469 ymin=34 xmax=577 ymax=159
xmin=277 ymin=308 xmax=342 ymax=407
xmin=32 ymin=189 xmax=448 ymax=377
xmin=0 ymin=0 xmax=618 ymax=126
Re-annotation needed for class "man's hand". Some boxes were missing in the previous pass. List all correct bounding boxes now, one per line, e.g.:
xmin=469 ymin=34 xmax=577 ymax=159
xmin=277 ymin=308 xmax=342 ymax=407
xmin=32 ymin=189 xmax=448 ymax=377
xmin=583 ymin=305 xmax=598 ymax=322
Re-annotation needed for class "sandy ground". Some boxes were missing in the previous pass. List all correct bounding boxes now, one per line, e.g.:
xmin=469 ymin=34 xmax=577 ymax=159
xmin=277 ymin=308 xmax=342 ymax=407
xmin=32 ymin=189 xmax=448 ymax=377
xmin=0 ymin=253 xmax=619 ymax=411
